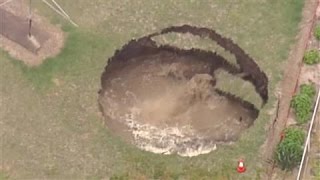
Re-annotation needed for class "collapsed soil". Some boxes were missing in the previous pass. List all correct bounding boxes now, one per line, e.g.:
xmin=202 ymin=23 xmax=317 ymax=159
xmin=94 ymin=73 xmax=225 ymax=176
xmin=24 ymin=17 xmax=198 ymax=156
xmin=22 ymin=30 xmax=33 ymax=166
xmin=99 ymin=25 xmax=268 ymax=156
xmin=99 ymin=52 xmax=258 ymax=156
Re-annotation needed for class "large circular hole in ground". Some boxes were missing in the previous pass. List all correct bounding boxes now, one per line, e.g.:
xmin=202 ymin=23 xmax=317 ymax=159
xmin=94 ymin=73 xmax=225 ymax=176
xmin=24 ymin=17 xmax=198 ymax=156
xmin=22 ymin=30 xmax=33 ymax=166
xmin=99 ymin=25 xmax=268 ymax=157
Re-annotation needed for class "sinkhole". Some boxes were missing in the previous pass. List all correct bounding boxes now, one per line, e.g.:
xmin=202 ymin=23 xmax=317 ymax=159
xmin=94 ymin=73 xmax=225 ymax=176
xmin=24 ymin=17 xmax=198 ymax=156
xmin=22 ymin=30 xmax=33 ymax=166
xmin=98 ymin=25 xmax=268 ymax=157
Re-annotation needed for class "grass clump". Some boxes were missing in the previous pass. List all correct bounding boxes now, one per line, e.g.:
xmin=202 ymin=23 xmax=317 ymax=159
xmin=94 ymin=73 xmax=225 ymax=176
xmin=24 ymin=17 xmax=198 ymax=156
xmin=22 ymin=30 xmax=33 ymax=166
xmin=303 ymin=50 xmax=320 ymax=65
xmin=291 ymin=84 xmax=316 ymax=124
xmin=314 ymin=26 xmax=320 ymax=40
xmin=0 ymin=172 xmax=9 ymax=180
xmin=313 ymin=161 xmax=320 ymax=179
xmin=275 ymin=127 xmax=305 ymax=170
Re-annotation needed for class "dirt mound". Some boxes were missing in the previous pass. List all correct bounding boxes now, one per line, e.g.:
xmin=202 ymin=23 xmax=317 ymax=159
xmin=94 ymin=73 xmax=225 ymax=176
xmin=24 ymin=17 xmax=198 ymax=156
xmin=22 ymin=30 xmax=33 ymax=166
xmin=99 ymin=25 xmax=268 ymax=156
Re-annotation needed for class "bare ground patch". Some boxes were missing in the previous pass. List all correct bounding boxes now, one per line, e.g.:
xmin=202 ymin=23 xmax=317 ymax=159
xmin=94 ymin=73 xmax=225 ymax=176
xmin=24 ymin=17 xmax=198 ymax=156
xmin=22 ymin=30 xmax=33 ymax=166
xmin=0 ymin=0 xmax=64 ymax=66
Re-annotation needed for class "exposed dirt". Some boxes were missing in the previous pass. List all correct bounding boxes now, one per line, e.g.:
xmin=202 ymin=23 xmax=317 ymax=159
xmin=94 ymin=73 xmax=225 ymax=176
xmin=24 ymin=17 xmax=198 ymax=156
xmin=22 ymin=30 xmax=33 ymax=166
xmin=99 ymin=25 xmax=268 ymax=156
xmin=0 ymin=0 xmax=64 ymax=66
xmin=0 ymin=8 xmax=49 ymax=53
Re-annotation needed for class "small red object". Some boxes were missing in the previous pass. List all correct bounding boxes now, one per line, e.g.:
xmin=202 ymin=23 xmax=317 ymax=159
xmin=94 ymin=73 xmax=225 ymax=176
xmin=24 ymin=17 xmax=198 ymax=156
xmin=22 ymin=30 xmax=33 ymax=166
xmin=280 ymin=132 xmax=285 ymax=141
xmin=237 ymin=159 xmax=246 ymax=173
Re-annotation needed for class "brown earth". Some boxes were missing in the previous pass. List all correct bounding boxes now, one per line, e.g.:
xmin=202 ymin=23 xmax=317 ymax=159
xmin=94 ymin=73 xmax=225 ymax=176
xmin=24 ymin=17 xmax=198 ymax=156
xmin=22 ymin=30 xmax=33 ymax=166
xmin=0 ymin=0 xmax=64 ymax=66
xmin=99 ymin=25 xmax=268 ymax=156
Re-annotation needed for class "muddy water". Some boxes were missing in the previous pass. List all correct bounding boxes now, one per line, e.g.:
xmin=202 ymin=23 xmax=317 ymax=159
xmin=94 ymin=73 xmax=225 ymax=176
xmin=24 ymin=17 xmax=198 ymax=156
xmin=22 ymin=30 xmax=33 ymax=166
xmin=99 ymin=53 xmax=257 ymax=156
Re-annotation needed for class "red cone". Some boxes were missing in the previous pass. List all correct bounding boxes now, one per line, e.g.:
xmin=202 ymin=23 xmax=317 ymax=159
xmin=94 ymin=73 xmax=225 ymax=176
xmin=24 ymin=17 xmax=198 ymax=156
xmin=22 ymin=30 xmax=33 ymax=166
xmin=237 ymin=159 xmax=246 ymax=173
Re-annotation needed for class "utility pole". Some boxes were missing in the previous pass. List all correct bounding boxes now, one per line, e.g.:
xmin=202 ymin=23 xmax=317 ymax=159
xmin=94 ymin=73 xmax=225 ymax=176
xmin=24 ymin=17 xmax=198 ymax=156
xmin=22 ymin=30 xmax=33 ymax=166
xmin=28 ymin=0 xmax=32 ymax=37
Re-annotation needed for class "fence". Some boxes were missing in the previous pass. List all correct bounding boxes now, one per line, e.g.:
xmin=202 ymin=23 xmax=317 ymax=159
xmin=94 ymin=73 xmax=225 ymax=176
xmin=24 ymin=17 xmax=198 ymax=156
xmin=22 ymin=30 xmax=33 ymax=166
xmin=296 ymin=87 xmax=320 ymax=180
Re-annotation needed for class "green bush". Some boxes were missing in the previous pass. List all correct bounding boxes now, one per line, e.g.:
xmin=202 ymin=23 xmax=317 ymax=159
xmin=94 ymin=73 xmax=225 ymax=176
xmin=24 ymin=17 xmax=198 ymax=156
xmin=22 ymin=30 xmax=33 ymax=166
xmin=314 ymin=26 xmax=320 ymax=40
xmin=303 ymin=49 xmax=320 ymax=65
xmin=300 ymin=84 xmax=316 ymax=97
xmin=303 ymin=50 xmax=320 ymax=65
xmin=275 ymin=128 xmax=305 ymax=170
xmin=291 ymin=84 xmax=316 ymax=124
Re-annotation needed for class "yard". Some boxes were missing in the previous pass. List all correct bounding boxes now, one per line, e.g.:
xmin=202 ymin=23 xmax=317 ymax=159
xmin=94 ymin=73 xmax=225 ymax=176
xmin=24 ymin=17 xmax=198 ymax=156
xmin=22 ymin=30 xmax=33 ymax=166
xmin=0 ymin=0 xmax=305 ymax=179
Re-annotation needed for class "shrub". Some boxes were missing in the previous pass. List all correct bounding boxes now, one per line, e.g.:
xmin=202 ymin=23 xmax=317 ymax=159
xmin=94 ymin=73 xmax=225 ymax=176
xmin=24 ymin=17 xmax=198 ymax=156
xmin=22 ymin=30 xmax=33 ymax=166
xmin=315 ymin=26 xmax=320 ymax=40
xmin=300 ymin=84 xmax=316 ymax=97
xmin=275 ymin=128 xmax=305 ymax=170
xmin=291 ymin=93 xmax=312 ymax=123
xmin=283 ymin=127 xmax=305 ymax=144
xmin=303 ymin=50 xmax=320 ymax=65
xmin=291 ymin=84 xmax=316 ymax=124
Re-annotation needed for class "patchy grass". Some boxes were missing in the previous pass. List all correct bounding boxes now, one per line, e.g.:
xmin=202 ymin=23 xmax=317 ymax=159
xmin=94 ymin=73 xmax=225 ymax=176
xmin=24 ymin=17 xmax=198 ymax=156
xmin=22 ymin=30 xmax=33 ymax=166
xmin=9 ymin=28 xmax=111 ymax=91
xmin=314 ymin=25 xmax=320 ymax=40
xmin=313 ymin=159 xmax=320 ymax=180
xmin=0 ymin=172 xmax=9 ymax=180
xmin=0 ymin=0 xmax=304 ymax=179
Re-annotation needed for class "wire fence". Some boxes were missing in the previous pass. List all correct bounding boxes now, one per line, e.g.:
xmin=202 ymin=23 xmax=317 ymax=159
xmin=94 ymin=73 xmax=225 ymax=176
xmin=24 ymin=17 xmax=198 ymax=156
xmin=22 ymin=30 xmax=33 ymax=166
xmin=296 ymin=87 xmax=320 ymax=180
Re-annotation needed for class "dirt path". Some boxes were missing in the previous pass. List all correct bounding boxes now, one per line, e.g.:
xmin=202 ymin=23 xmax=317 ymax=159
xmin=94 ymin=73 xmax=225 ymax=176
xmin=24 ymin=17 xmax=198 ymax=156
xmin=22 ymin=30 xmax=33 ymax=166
xmin=262 ymin=0 xmax=319 ymax=178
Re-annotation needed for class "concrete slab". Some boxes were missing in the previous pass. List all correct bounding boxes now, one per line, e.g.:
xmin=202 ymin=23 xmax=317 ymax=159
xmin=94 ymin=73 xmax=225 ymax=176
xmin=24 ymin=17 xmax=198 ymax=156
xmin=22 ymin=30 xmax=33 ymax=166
xmin=0 ymin=8 xmax=49 ymax=53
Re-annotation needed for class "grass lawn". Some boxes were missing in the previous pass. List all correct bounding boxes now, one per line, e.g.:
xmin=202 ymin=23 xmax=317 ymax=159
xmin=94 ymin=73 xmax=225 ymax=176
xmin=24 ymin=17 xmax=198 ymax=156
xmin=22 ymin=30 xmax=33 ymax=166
xmin=0 ymin=0 xmax=304 ymax=179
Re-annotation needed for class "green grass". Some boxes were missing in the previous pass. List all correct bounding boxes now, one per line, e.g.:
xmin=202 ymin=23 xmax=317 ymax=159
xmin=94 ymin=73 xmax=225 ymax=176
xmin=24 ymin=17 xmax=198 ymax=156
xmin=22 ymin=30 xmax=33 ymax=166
xmin=314 ymin=25 xmax=320 ymax=40
xmin=0 ymin=172 xmax=9 ymax=180
xmin=9 ymin=28 xmax=111 ymax=91
xmin=0 ymin=0 xmax=304 ymax=179
xmin=313 ymin=160 xmax=320 ymax=180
